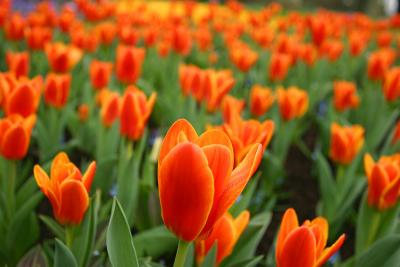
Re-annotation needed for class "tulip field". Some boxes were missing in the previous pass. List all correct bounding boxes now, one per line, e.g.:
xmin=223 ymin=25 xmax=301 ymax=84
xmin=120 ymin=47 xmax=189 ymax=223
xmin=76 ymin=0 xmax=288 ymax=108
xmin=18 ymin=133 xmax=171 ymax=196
xmin=1 ymin=0 xmax=400 ymax=266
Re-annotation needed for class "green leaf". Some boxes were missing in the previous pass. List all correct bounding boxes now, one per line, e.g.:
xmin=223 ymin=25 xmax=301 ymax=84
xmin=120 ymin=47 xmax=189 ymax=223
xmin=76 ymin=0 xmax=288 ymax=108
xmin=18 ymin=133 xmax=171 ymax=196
xmin=221 ymin=212 xmax=271 ymax=267
xmin=315 ymin=152 xmax=336 ymax=218
xmin=183 ymin=244 xmax=195 ymax=267
xmin=228 ymin=255 xmax=263 ymax=267
xmin=39 ymin=215 xmax=65 ymax=240
xmin=54 ymin=239 xmax=78 ymax=267
xmin=355 ymin=235 xmax=400 ymax=267
xmin=200 ymin=244 xmax=217 ymax=267
xmin=230 ymin=173 xmax=260 ymax=217
xmin=133 ymin=226 xmax=177 ymax=258
xmin=106 ymin=198 xmax=139 ymax=267
xmin=17 ymin=245 xmax=48 ymax=267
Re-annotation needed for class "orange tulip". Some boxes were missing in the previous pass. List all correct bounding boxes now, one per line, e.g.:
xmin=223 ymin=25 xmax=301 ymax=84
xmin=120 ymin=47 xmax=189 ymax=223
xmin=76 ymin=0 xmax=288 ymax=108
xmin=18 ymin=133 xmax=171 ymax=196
xmin=229 ymin=43 xmax=258 ymax=72
xmin=34 ymin=152 xmax=96 ymax=225
xmin=277 ymin=87 xmax=308 ymax=121
xmin=58 ymin=7 xmax=76 ymax=33
xmin=101 ymin=91 xmax=120 ymax=127
xmin=171 ymin=25 xmax=192 ymax=56
xmin=383 ymin=67 xmax=400 ymax=102
xmin=179 ymin=64 xmax=205 ymax=99
xmin=221 ymin=114 xmax=275 ymax=164
xmin=45 ymin=42 xmax=82 ymax=73
xmin=319 ymin=40 xmax=343 ymax=62
xmin=367 ymin=49 xmax=396 ymax=81
xmin=330 ymin=123 xmax=364 ymax=165
xmin=4 ymin=13 xmax=25 ymax=41
xmin=158 ymin=119 xmax=262 ymax=241
xmin=44 ymin=73 xmax=71 ymax=108
xmin=3 ymin=76 xmax=42 ymax=117
xmin=364 ymin=153 xmax=400 ymax=210
xmin=296 ymin=43 xmax=317 ymax=66
xmin=309 ymin=17 xmax=328 ymax=46
xmin=6 ymin=51 xmax=29 ymax=79
xmin=70 ymin=28 xmax=99 ymax=53
xmin=120 ymin=86 xmax=156 ymax=140
xmin=95 ymin=22 xmax=116 ymax=45
xmin=195 ymin=211 xmax=249 ymax=265
xmin=0 ymin=114 xmax=36 ymax=160
xmin=276 ymin=208 xmax=345 ymax=267
xmin=118 ymin=26 xmax=138 ymax=46
xmin=115 ymin=45 xmax=145 ymax=84
xmin=392 ymin=121 xmax=400 ymax=145
xmin=25 ymin=26 xmax=52 ymax=50
xmin=195 ymin=27 xmax=212 ymax=51
xmin=333 ymin=81 xmax=360 ymax=112
xmin=349 ymin=32 xmax=368 ymax=57
xmin=78 ymin=104 xmax=89 ymax=122
xmin=221 ymin=95 xmax=245 ymax=123
xmin=251 ymin=26 xmax=274 ymax=49
xmin=250 ymin=85 xmax=275 ymax=117
xmin=90 ymin=60 xmax=113 ymax=90
xmin=204 ymin=70 xmax=235 ymax=112
xmin=376 ymin=31 xmax=392 ymax=48
xmin=269 ymin=53 xmax=291 ymax=82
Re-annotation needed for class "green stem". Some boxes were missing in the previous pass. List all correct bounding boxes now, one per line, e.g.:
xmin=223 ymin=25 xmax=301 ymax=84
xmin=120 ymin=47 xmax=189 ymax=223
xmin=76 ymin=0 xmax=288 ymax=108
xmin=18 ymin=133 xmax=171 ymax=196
xmin=366 ymin=212 xmax=381 ymax=248
xmin=173 ymin=240 xmax=190 ymax=267
xmin=6 ymin=160 xmax=17 ymax=221
xmin=65 ymin=226 xmax=75 ymax=248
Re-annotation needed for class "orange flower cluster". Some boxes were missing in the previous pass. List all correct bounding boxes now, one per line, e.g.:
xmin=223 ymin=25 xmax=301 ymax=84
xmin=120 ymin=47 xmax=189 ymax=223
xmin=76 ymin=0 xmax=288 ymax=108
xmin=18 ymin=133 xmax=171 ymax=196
xmin=330 ymin=123 xmax=365 ymax=165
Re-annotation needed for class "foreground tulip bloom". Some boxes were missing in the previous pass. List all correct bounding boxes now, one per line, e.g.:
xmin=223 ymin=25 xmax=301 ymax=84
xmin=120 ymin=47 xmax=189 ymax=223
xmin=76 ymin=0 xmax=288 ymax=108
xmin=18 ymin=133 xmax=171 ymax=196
xmin=250 ymin=85 xmax=275 ymax=117
xmin=367 ymin=49 xmax=395 ymax=81
xmin=204 ymin=70 xmax=235 ymax=112
xmin=330 ymin=123 xmax=364 ymax=165
xmin=0 ymin=114 xmax=36 ymax=160
xmin=45 ymin=42 xmax=82 ymax=73
xmin=158 ymin=119 xmax=262 ymax=241
xmin=333 ymin=81 xmax=360 ymax=112
xmin=364 ymin=153 xmax=400 ymax=210
xmin=6 ymin=51 xmax=29 ymax=79
xmin=229 ymin=43 xmax=258 ymax=72
xmin=44 ymin=73 xmax=71 ymax=108
xmin=120 ymin=86 xmax=156 ymax=140
xmin=195 ymin=211 xmax=249 ymax=265
xmin=34 ymin=152 xmax=96 ymax=225
xmin=25 ymin=26 xmax=52 ymax=50
xmin=100 ymin=91 xmax=120 ymax=127
xmin=383 ymin=67 xmax=400 ymax=102
xmin=276 ymin=208 xmax=345 ymax=267
xmin=90 ymin=60 xmax=113 ymax=90
xmin=277 ymin=87 xmax=308 ymax=121
xmin=115 ymin=45 xmax=145 ymax=84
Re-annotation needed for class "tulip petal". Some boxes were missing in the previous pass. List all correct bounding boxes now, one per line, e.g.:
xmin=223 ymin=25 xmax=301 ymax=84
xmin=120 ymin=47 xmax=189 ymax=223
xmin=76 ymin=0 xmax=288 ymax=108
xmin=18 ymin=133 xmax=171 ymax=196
xmin=278 ymin=226 xmax=316 ymax=267
xmin=200 ymin=143 xmax=262 ymax=236
xmin=6 ymin=83 xmax=36 ymax=117
xmin=0 ymin=125 xmax=28 ymax=160
xmin=197 ymin=129 xmax=233 ymax=153
xmin=233 ymin=210 xmax=250 ymax=241
xmin=33 ymin=165 xmax=50 ymax=194
xmin=82 ymin=162 xmax=96 ymax=192
xmin=364 ymin=153 xmax=375 ymax=179
xmin=58 ymin=179 xmax=89 ymax=225
xmin=368 ymin=165 xmax=389 ymax=206
xmin=158 ymin=119 xmax=198 ymax=165
xmin=316 ymin=234 xmax=346 ymax=267
xmin=276 ymin=208 xmax=300 ymax=264
xmin=159 ymin=142 xmax=214 ymax=241
xmin=308 ymin=217 xmax=328 ymax=257
xmin=381 ymin=176 xmax=400 ymax=209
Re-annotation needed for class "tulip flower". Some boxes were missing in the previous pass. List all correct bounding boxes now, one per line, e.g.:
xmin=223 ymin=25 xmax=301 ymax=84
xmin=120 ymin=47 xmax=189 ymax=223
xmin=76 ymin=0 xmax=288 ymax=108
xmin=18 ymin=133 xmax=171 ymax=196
xmin=78 ymin=104 xmax=89 ymax=122
xmin=221 ymin=95 xmax=245 ymax=123
xmin=6 ymin=51 xmax=29 ymax=79
xmin=44 ymin=73 xmax=71 ymax=109
xmin=349 ymin=32 xmax=368 ymax=57
xmin=0 ymin=114 xmax=36 ymax=160
xmin=333 ymin=81 xmax=360 ymax=112
xmin=90 ymin=60 xmax=113 ymax=90
xmin=309 ymin=17 xmax=328 ymax=46
xmin=118 ymin=26 xmax=138 ymax=46
xmin=171 ymin=25 xmax=192 ymax=56
xmin=392 ymin=121 xmax=400 ymax=144
xmin=25 ymin=26 xmax=52 ymax=50
xmin=364 ymin=153 xmax=400 ymax=210
xmin=276 ymin=208 xmax=345 ymax=267
xmin=277 ymin=87 xmax=308 ymax=121
xmin=319 ymin=40 xmax=343 ymax=62
xmin=269 ymin=53 xmax=291 ymax=82
xmin=34 ymin=152 xmax=96 ymax=225
xmin=158 ymin=119 xmax=262 ymax=241
xmin=383 ymin=67 xmax=400 ymax=102
xmin=101 ymin=91 xmax=120 ymax=127
xmin=179 ymin=64 xmax=205 ymax=100
xmin=115 ymin=45 xmax=145 ymax=84
xmin=45 ymin=42 xmax=82 ymax=73
xmin=377 ymin=31 xmax=392 ymax=48
xmin=4 ymin=13 xmax=25 ymax=41
xmin=120 ymin=86 xmax=156 ymax=140
xmin=195 ymin=211 xmax=249 ymax=265
xmin=3 ymin=76 xmax=42 ymax=117
xmin=95 ymin=22 xmax=116 ymax=45
xmin=70 ymin=28 xmax=99 ymax=53
xmin=330 ymin=123 xmax=364 ymax=165
xmin=195 ymin=27 xmax=212 ymax=51
xmin=367 ymin=49 xmax=395 ymax=81
xmin=58 ymin=7 xmax=76 ymax=33
xmin=203 ymin=70 xmax=235 ymax=112
xmin=229 ymin=43 xmax=258 ymax=72
xmin=250 ymin=85 xmax=275 ymax=117
xmin=220 ymin=114 xmax=275 ymax=164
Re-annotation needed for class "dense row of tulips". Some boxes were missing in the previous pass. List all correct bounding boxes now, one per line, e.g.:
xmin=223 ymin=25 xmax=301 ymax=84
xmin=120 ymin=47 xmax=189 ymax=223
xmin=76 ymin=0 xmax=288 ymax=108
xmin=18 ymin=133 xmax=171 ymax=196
xmin=0 ymin=0 xmax=400 ymax=266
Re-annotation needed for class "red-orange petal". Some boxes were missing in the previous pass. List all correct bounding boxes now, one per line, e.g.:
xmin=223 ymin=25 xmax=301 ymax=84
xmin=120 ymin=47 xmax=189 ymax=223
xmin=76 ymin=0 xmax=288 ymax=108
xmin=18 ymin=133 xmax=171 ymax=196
xmin=82 ymin=161 xmax=96 ymax=192
xmin=0 ymin=124 xmax=28 ymax=159
xmin=316 ymin=234 xmax=346 ymax=267
xmin=58 ymin=179 xmax=89 ymax=225
xmin=158 ymin=142 xmax=214 ymax=241
xmin=276 ymin=208 xmax=300 ymax=263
